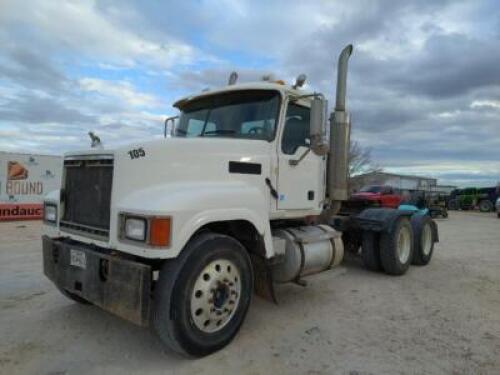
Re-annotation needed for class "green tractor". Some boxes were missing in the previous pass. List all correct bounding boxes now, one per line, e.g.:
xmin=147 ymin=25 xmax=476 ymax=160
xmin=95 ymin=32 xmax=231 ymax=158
xmin=448 ymin=187 xmax=498 ymax=212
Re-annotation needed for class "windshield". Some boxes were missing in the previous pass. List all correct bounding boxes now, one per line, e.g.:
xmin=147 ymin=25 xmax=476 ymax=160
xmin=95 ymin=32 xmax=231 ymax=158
xmin=360 ymin=185 xmax=383 ymax=193
xmin=175 ymin=90 xmax=280 ymax=141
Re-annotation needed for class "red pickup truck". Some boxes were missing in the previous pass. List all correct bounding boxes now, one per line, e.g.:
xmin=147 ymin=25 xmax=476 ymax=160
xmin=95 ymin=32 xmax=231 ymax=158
xmin=351 ymin=185 xmax=402 ymax=208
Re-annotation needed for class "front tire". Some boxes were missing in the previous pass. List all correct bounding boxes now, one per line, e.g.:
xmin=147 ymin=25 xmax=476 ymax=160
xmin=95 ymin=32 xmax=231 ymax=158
xmin=379 ymin=217 xmax=414 ymax=275
xmin=152 ymin=232 xmax=253 ymax=357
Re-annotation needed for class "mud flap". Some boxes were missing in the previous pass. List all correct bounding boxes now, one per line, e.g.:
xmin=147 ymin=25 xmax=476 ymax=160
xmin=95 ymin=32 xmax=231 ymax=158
xmin=250 ymin=254 xmax=277 ymax=304
xmin=430 ymin=219 xmax=439 ymax=243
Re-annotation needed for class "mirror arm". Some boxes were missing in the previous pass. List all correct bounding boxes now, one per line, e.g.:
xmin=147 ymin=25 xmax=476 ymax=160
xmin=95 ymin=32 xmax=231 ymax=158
xmin=289 ymin=147 xmax=311 ymax=166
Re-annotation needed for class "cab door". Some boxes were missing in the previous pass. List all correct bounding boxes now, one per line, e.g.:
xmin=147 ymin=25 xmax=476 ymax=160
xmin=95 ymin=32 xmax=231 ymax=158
xmin=276 ymin=101 xmax=325 ymax=210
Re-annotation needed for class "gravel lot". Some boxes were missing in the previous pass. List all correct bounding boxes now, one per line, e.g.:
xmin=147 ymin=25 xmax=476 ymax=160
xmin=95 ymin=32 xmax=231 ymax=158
xmin=1 ymin=211 xmax=499 ymax=375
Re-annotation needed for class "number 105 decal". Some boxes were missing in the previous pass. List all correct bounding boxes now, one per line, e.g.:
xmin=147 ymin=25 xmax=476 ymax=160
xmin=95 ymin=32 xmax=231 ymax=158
xmin=128 ymin=147 xmax=146 ymax=159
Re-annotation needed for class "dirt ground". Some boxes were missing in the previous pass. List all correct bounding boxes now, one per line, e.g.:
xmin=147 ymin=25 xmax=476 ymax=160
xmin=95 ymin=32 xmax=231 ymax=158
xmin=0 ymin=211 xmax=499 ymax=375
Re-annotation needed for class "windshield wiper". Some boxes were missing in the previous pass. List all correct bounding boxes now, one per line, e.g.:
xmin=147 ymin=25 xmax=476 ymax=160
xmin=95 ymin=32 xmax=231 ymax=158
xmin=201 ymin=129 xmax=237 ymax=136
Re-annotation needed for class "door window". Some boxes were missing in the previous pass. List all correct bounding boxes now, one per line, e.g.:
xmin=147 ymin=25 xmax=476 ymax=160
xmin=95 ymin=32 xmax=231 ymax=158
xmin=281 ymin=103 xmax=310 ymax=155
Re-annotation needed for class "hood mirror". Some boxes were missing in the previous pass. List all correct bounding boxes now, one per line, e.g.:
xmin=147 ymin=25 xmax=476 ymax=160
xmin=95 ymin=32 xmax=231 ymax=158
xmin=164 ymin=116 xmax=179 ymax=138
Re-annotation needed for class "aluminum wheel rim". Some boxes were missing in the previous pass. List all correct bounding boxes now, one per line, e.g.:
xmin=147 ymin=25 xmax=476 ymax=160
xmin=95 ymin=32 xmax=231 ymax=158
xmin=421 ymin=223 xmax=433 ymax=256
xmin=397 ymin=225 xmax=411 ymax=264
xmin=190 ymin=259 xmax=241 ymax=333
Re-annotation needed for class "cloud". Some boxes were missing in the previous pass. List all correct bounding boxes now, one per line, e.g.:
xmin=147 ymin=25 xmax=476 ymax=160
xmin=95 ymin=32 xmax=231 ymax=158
xmin=0 ymin=0 xmax=196 ymax=69
xmin=79 ymin=78 xmax=163 ymax=108
xmin=0 ymin=0 xmax=499 ymax=187
xmin=386 ymin=33 xmax=500 ymax=98
xmin=0 ymin=93 xmax=96 ymax=124
xmin=0 ymin=46 xmax=69 ymax=94
xmin=471 ymin=100 xmax=500 ymax=110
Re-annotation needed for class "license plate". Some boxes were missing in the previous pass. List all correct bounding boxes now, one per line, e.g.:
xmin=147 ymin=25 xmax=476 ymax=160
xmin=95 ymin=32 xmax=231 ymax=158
xmin=70 ymin=249 xmax=86 ymax=269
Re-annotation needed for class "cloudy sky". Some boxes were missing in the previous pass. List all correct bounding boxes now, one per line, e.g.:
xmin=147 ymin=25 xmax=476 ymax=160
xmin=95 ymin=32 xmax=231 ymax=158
xmin=0 ymin=0 xmax=499 ymax=187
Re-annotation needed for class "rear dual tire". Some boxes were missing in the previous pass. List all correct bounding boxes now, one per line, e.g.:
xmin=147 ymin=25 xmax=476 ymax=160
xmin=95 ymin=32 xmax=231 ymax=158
xmin=362 ymin=217 xmax=414 ymax=275
xmin=411 ymin=215 xmax=435 ymax=266
xmin=379 ymin=217 xmax=414 ymax=275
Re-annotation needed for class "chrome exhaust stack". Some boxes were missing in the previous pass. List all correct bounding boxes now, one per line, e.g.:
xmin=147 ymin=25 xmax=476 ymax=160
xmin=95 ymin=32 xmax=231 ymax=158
xmin=327 ymin=44 xmax=353 ymax=214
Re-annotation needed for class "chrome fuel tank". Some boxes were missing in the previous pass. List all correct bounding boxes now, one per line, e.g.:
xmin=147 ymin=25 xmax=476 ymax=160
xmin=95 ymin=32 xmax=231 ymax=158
xmin=272 ymin=225 xmax=344 ymax=283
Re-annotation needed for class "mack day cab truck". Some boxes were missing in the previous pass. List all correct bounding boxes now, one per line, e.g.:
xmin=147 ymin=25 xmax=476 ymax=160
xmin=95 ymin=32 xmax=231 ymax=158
xmin=42 ymin=45 xmax=438 ymax=357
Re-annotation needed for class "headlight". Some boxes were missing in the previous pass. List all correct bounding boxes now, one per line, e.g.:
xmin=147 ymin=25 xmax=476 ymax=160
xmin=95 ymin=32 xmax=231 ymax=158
xmin=121 ymin=214 xmax=171 ymax=247
xmin=124 ymin=217 xmax=147 ymax=241
xmin=44 ymin=204 xmax=57 ymax=223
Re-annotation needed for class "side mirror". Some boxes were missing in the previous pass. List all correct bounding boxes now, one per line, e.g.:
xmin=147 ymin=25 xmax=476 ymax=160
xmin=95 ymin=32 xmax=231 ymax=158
xmin=310 ymin=97 xmax=329 ymax=155
xmin=164 ymin=115 xmax=179 ymax=138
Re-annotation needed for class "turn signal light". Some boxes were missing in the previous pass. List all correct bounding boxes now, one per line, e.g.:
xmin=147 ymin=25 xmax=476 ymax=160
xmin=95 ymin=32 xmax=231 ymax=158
xmin=149 ymin=217 xmax=171 ymax=247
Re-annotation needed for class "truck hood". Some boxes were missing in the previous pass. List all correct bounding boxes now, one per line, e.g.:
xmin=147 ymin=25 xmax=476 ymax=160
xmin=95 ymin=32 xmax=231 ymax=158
xmin=96 ymin=137 xmax=274 ymax=210
xmin=65 ymin=137 xmax=272 ymax=169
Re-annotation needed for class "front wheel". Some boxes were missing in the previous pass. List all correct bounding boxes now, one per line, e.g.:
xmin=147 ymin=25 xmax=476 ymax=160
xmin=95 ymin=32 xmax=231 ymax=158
xmin=152 ymin=232 xmax=253 ymax=357
xmin=379 ymin=217 xmax=414 ymax=275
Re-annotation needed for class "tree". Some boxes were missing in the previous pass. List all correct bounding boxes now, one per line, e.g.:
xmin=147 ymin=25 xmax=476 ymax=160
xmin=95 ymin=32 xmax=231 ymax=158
xmin=348 ymin=140 xmax=381 ymax=177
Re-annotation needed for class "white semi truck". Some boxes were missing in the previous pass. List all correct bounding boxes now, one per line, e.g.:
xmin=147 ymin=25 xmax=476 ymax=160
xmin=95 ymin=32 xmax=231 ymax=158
xmin=42 ymin=45 xmax=438 ymax=356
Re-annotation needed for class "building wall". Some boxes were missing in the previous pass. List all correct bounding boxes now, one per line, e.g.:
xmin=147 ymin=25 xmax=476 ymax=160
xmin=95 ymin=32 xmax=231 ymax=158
xmin=0 ymin=152 xmax=62 ymax=203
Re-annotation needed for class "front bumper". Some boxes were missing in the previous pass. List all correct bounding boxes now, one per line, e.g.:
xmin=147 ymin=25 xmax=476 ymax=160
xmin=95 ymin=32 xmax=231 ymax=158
xmin=42 ymin=236 xmax=152 ymax=326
